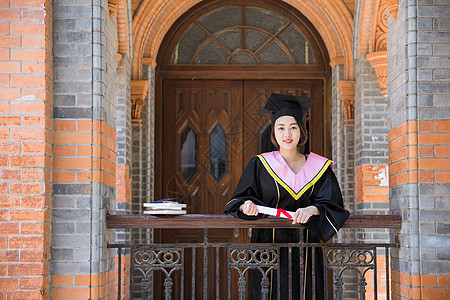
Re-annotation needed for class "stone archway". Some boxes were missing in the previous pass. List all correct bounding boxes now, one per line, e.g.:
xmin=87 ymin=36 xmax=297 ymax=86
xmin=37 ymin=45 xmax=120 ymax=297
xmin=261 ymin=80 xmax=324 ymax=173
xmin=131 ymin=0 xmax=354 ymax=80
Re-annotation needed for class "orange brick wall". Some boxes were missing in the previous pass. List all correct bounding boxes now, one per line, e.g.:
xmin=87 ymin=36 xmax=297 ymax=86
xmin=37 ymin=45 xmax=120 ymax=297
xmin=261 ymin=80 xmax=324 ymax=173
xmin=115 ymin=165 xmax=131 ymax=204
xmin=0 ymin=0 xmax=52 ymax=298
xmin=389 ymin=120 xmax=450 ymax=299
xmin=117 ymin=0 xmax=130 ymax=57
xmin=388 ymin=121 xmax=450 ymax=186
xmin=355 ymin=165 xmax=389 ymax=203
xmin=51 ymin=119 xmax=117 ymax=300
xmin=53 ymin=120 xmax=116 ymax=187
xmin=391 ymin=272 xmax=450 ymax=300
xmin=362 ymin=255 xmax=389 ymax=299
xmin=114 ymin=254 xmax=130 ymax=300
xmin=51 ymin=271 xmax=116 ymax=300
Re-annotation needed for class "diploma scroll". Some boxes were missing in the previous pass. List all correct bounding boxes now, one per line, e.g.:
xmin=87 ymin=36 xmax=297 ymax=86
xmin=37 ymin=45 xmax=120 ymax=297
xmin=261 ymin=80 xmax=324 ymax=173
xmin=256 ymin=205 xmax=295 ymax=220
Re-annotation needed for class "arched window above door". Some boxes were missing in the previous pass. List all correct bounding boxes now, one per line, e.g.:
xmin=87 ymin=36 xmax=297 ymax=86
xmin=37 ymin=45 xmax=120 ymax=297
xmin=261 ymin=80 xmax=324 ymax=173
xmin=170 ymin=5 xmax=317 ymax=66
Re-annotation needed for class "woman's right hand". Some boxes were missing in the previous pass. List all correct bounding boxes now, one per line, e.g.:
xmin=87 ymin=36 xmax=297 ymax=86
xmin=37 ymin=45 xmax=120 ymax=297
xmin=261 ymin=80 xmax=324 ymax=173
xmin=239 ymin=200 xmax=259 ymax=216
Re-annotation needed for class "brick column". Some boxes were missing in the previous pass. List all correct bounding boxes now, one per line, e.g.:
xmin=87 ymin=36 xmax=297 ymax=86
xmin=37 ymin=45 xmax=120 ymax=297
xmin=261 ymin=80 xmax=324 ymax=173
xmin=335 ymin=78 xmax=358 ymax=298
xmin=0 ymin=0 xmax=52 ymax=298
xmin=115 ymin=54 xmax=132 ymax=215
xmin=354 ymin=55 xmax=389 ymax=219
xmin=130 ymin=80 xmax=148 ymax=222
xmin=331 ymin=62 xmax=357 ymax=239
xmin=144 ymin=66 xmax=155 ymax=207
xmin=331 ymin=61 xmax=346 ymax=197
xmin=51 ymin=0 xmax=117 ymax=298
xmin=388 ymin=0 xmax=450 ymax=298
xmin=337 ymin=80 xmax=356 ymax=216
xmin=354 ymin=54 xmax=390 ymax=299
xmin=356 ymin=54 xmax=389 ymax=213
xmin=129 ymin=75 xmax=154 ymax=298
xmin=114 ymin=54 xmax=132 ymax=299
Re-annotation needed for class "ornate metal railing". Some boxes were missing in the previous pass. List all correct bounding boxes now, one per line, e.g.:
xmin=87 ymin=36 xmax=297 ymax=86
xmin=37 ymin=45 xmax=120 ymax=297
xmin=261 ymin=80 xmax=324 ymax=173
xmin=107 ymin=214 xmax=401 ymax=300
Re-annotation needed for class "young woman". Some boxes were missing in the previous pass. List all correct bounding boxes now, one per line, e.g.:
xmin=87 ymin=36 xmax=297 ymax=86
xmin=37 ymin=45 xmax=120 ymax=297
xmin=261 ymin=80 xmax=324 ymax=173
xmin=224 ymin=93 xmax=349 ymax=299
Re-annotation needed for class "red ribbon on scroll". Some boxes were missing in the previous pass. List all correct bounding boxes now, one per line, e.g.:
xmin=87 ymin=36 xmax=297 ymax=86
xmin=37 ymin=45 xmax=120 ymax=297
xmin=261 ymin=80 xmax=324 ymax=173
xmin=276 ymin=208 xmax=293 ymax=220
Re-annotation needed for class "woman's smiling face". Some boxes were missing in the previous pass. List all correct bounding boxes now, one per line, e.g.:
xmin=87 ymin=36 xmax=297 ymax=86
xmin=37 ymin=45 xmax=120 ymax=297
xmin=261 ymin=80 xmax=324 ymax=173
xmin=274 ymin=115 xmax=301 ymax=151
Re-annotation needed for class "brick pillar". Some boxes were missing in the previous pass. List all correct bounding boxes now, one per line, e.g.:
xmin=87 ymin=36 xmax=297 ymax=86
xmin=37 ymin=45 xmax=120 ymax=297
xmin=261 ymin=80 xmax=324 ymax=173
xmin=130 ymin=120 xmax=142 ymax=298
xmin=51 ymin=0 xmax=117 ymax=298
xmin=331 ymin=62 xmax=357 ymax=240
xmin=131 ymin=122 xmax=143 ymax=215
xmin=114 ymin=53 xmax=132 ymax=299
xmin=331 ymin=62 xmax=358 ymax=299
xmin=144 ymin=66 xmax=155 ymax=207
xmin=388 ymin=0 xmax=450 ymax=298
xmin=354 ymin=56 xmax=389 ymax=214
xmin=354 ymin=54 xmax=390 ymax=299
xmin=336 ymin=79 xmax=358 ymax=299
xmin=331 ymin=66 xmax=357 ymax=217
xmin=130 ymin=80 xmax=149 ymax=245
xmin=331 ymin=61 xmax=346 ymax=197
xmin=0 ymin=0 xmax=52 ymax=298
xmin=130 ymin=73 xmax=154 ymax=298
xmin=337 ymin=81 xmax=356 ymax=217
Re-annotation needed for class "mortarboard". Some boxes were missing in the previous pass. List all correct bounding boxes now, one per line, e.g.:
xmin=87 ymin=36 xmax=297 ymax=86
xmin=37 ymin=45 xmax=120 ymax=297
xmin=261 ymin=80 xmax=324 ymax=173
xmin=260 ymin=93 xmax=315 ymax=124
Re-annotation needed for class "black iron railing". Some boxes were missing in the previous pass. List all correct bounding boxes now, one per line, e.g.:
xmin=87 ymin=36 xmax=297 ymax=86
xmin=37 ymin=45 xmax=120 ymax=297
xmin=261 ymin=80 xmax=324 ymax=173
xmin=107 ymin=214 xmax=401 ymax=300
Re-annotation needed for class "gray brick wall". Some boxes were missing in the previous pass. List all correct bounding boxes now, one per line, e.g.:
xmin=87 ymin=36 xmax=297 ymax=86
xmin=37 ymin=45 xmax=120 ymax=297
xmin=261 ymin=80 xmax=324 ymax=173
xmin=52 ymin=0 xmax=117 ymax=286
xmin=131 ymin=121 xmax=143 ymax=234
xmin=115 ymin=54 xmax=132 ymax=214
xmin=113 ymin=54 xmax=132 ymax=250
xmin=332 ymin=65 xmax=358 ymax=299
xmin=103 ymin=0 xmax=118 ymax=276
xmin=103 ymin=7 xmax=118 ymax=131
xmin=343 ymin=124 xmax=355 ymax=213
xmin=354 ymin=55 xmax=390 ymax=247
xmin=388 ymin=0 xmax=450 ymax=284
xmin=147 ymin=66 xmax=156 ymax=206
xmin=388 ymin=0 xmax=419 ymax=279
xmin=354 ymin=55 xmax=389 ymax=168
xmin=332 ymin=65 xmax=345 ymax=190
xmin=332 ymin=65 xmax=357 ymax=244
xmin=130 ymin=67 xmax=155 ymax=298
xmin=331 ymin=65 xmax=356 ymax=217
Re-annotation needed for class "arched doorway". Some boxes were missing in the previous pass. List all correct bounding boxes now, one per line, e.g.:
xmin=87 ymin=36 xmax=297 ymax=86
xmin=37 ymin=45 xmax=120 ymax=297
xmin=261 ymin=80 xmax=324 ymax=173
xmin=154 ymin=0 xmax=330 ymax=298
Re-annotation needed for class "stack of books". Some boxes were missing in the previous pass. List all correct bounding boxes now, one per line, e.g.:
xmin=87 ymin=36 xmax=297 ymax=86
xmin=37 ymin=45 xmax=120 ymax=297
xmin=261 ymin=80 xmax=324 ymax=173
xmin=143 ymin=198 xmax=187 ymax=215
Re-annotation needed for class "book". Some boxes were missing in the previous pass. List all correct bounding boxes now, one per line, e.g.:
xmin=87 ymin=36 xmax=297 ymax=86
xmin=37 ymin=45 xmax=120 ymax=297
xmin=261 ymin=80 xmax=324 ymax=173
xmin=143 ymin=202 xmax=186 ymax=209
xmin=143 ymin=209 xmax=187 ymax=215
xmin=143 ymin=198 xmax=187 ymax=215
xmin=148 ymin=198 xmax=177 ymax=203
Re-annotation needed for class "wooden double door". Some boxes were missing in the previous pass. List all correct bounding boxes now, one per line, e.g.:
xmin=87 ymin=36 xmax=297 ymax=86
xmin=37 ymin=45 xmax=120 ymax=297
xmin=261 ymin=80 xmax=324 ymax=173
xmin=157 ymin=79 xmax=323 ymax=298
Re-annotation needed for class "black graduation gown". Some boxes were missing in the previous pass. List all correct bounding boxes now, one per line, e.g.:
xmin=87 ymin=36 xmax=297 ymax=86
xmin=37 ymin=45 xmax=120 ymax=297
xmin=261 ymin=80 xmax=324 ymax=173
xmin=224 ymin=152 xmax=349 ymax=299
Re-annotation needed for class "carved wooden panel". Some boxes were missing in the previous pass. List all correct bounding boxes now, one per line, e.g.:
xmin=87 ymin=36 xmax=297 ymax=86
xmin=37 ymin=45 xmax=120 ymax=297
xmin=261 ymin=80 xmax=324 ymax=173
xmin=162 ymin=80 xmax=243 ymax=299
xmin=163 ymin=80 xmax=243 ymax=216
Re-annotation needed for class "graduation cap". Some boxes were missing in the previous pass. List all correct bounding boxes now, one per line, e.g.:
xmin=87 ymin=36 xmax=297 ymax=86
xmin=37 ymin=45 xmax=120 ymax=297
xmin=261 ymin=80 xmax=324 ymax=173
xmin=260 ymin=93 xmax=315 ymax=124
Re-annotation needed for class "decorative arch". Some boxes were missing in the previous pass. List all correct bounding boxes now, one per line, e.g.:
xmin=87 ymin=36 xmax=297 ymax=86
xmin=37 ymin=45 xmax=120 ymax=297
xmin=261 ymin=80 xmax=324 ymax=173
xmin=355 ymin=0 xmax=388 ymax=56
xmin=116 ymin=0 xmax=131 ymax=57
xmin=157 ymin=1 xmax=330 ymax=73
xmin=355 ymin=0 xmax=377 ymax=56
xmin=131 ymin=0 xmax=354 ymax=80
xmin=131 ymin=0 xmax=199 ymax=75
xmin=356 ymin=0 xmax=388 ymax=96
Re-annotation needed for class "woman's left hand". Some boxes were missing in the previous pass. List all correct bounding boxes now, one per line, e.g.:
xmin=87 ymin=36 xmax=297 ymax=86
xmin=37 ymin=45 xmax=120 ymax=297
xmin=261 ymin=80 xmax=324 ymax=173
xmin=292 ymin=206 xmax=319 ymax=224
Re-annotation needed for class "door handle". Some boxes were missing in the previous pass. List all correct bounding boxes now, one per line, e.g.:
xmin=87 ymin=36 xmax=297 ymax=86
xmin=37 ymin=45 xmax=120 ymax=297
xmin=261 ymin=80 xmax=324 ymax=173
xmin=233 ymin=228 xmax=239 ymax=238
